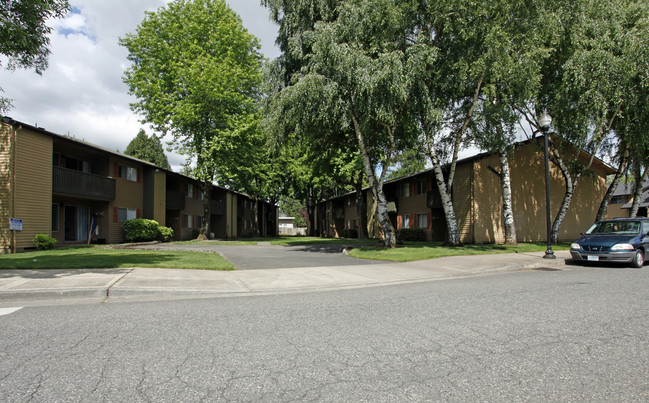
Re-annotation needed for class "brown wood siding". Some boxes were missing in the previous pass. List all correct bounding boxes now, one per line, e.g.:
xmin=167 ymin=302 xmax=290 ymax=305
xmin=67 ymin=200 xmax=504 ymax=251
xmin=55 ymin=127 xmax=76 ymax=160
xmin=508 ymin=141 xmax=608 ymax=242
xmin=0 ymin=123 xmax=14 ymax=253
xmin=453 ymin=163 xmax=473 ymax=244
xmin=14 ymin=128 xmax=53 ymax=250
xmin=108 ymin=157 xmax=144 ymax=243
xmin=472 ymin=155 xmax=506 ymax=243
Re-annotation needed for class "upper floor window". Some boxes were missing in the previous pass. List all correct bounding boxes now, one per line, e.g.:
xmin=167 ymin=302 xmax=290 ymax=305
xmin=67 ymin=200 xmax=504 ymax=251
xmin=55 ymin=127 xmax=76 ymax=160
xmin=611 ymin=196 xmax=626 ymax=205
xmin=186 ymin=183 xmax=193 ymax=198
xmin=400 ymin=183 xmax=410 ymax=198
xmin=415 ymin=180 xmax=426 ymax=195
xmin=118 ymin=165 xmax=138 ymax=182
xmin=55 ymin=153 xmax=90 ymax=173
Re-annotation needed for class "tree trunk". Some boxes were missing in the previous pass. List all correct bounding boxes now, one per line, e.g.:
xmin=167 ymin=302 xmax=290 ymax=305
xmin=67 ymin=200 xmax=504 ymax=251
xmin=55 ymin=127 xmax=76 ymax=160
xmin=499 ymin=147 xmax=517 ymax=245
xmin=351 ymin=116 xmax=396 ymax=247
xmin=252 ymin=197 xmax=259 ymax=236
xmin=595 ymin=156 xmax=628 ymax=222
xmin=198 ymin=180 xmax=212 ymax=240
xmin=629 ymin=161 xmax=648 ymax=218
xmin=549 ymin=149 xmax=580 ymax=244
xmin=426 ymin=142 xmax=461 ymax=246
xmin=355 ymin=170 xmax=368 ymax=239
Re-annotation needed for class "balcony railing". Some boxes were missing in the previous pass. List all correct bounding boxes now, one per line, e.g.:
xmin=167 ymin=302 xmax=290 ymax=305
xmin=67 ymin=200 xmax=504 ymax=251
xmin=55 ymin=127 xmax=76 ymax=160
xmin=166 ymin=191 xmax=185 ymax=210
xmin=53 ymin=166 xmax=115 ymax=201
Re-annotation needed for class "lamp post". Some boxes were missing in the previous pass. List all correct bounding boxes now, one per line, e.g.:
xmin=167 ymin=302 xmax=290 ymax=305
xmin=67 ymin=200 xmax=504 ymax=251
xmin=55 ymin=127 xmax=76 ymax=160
xmin=539 ymin=110 xmax=555 ymax=259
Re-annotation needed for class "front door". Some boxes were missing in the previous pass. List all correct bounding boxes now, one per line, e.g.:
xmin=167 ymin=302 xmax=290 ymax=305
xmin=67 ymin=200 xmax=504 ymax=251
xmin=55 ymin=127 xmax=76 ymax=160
xmin=64 ymin=206 xmax=89 ymax=242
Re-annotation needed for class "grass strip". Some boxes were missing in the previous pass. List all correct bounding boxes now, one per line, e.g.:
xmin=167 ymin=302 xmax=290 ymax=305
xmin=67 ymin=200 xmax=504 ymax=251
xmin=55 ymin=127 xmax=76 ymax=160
xmin=0 ymin=246 xmax=235 ymax=270
xmin=348 ymin=242 xmax=571 ymax=262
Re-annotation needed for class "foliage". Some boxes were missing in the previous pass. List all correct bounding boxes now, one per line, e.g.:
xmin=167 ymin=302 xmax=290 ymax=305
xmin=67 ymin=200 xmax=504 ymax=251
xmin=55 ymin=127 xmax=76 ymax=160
xmin=395 ymin=228 xmax=427 ymax=242
xmin=386 ymin=149 xmax=426 ymax=182
xmin=293 ymin=216 xmax=307 ymax=228
xmin=120 ymin=0 xmax=263 ymax=238
xmin=157 ymin=226 xmax=174 ymax=243
xmin=124 ymin=129 xmax=171 ymax=169
xmin=123 ymin=218 xmax=160 ymax=243
xmin=32 ymin=233 xmax=56 ymax=250
xmin=0 ymin=0 xmax=70 ymax=112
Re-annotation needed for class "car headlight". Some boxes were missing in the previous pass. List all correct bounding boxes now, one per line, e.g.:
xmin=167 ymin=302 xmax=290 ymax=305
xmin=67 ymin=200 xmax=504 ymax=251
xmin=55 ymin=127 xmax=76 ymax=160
xmin=611 ymin=243 xmax=634 ymax=251
xmin=570 ymin=243 xmax=581 ymax=250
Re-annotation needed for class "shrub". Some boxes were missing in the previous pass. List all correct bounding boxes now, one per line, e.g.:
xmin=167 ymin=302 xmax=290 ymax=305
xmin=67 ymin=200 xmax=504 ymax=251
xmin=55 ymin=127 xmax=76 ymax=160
xmin=124 ymin=218 xmax=160 ymax=242
xmin=341 ymin=229 xmax=358 ymax=238
xmin=396 ymin=228 xmax=427 ymax=242
xmin=191 ymin=228 xmax=200 ymax=239
xmin=33 ymin=233 xmax=57 ymax=250
xmin=158 ymin=226 xmax=174 ymax=242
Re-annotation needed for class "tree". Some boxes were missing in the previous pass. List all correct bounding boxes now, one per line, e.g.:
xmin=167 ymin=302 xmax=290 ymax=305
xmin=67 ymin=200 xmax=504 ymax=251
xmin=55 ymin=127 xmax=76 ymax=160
xmin=0 ymin=0 xmax=70 ymax=112
xmin=120 ymin=0 xmax=262 ymax=239
xmin=265 ymin=0 xmax=420 ymax=247
xmin=518 ymin=0 xmax=649 ymax=242
xmin=124 ymin=129 xmax=171 ymax=169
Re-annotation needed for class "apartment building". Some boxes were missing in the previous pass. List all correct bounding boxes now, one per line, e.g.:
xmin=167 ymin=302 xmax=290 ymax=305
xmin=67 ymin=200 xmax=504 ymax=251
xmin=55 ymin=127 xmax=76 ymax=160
xmin=322 ymin=139 xmax=616 ymax=243
xmin=1 ymin=118 xmax=277 ymax=253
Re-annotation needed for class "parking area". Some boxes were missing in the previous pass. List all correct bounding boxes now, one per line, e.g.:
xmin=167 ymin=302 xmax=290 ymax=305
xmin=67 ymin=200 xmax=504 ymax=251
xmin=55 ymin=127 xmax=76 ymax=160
xmin=130 ymin=243 xmax=384 ymax=270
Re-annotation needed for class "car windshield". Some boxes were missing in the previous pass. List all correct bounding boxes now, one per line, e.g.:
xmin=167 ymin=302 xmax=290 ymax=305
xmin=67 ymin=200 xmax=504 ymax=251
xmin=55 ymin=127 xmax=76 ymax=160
xmin=586 ymin=221 xmax=641 ymax=235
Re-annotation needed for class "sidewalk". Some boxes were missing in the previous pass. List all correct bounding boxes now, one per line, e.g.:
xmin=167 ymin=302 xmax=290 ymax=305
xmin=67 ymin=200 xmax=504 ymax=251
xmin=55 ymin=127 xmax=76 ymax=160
xmin=0 ymin=251 xmax=571 ymax=305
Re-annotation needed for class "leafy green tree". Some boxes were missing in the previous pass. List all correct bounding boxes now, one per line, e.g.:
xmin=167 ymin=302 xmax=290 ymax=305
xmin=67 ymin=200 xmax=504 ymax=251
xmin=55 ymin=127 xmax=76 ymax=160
xmin=0 ymin=0 xmax=70 ymax=112
xmin=120 ymin=0 xmax=262 ymax=239
xmin=265 ymin=0 xmax=420 ymax=247
xmin=518 ymin=0 xmax=649 ymax=242
xmin=124 ymin=129 xmax=171 ymax=169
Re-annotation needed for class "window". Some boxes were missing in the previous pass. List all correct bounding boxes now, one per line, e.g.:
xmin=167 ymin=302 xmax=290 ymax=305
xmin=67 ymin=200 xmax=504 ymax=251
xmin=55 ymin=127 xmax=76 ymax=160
xmin=186 ymin=183 xmax=193 ymax=198
xmin=183 ymin=214 xmax=193 ymax=228
xmin=198 ymin=189 xmax=204 ymax=200
xmin=52 ymin=204 xmax=59 ymax=232
xmin=611 ymin=196 xmax=626 ymax=205
xmin=354 ymin=219 xmax=359 ymax=229
xmin=62 ymin=156 xmax=90 ymax=173
xmin=119 ymin=166 xmax=138 ymax=182
xmin=118 ymin=208 xmax=137 ymax=223
xmin=417 ymin=214 xmax=428 ymax=229
xmin=416 ymin=180 xmax=426 ymax=195
xmin=400 ymin=183 xmax=410 ymax=198
xmin=400 ymin=214 xmax=410 ymax=229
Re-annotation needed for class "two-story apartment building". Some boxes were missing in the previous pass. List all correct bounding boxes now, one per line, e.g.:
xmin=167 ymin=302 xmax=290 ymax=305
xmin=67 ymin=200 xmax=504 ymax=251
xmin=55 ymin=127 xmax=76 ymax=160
xmin=321 ymin=139 xmax=616 ymax=244
xmin=1 ymin=118 xmax=277 ymax=253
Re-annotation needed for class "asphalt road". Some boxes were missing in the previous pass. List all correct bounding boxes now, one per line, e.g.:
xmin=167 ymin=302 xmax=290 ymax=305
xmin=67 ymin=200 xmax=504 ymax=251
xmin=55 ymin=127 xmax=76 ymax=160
xmin=1 ymin=265 xmax=648 ymax=401
xmin=132 ymin=243 xmax=384 ymax=270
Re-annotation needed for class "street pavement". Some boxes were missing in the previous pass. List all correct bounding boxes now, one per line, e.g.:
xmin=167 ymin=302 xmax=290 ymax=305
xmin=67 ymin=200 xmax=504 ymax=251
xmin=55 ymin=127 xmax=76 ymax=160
xmin=0 ymin=243 xmax=572 ymax=305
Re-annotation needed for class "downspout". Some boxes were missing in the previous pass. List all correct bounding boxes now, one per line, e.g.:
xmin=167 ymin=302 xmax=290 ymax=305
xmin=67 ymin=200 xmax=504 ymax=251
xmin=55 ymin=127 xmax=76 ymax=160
xmin=12 ymin=125 xmax=20 ymax=253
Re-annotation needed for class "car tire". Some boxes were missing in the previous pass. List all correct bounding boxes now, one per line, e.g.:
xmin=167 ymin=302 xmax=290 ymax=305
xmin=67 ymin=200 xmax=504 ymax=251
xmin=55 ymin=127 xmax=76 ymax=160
xmin=631 ymin=250 xmax=644 ymax=268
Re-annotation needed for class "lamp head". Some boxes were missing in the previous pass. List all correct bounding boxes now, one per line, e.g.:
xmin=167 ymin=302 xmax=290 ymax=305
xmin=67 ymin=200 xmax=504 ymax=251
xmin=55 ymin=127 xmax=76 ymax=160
xmin=539 ymin=110 xmax=552 ymax=132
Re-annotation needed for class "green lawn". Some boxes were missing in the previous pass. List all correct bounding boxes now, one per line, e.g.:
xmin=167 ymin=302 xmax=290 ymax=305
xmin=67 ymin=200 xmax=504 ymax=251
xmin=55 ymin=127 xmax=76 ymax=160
xmin=0 ymin=246 xmax=234 ymax=270
xmin=348 ymin=242 xmax=571 ymax=262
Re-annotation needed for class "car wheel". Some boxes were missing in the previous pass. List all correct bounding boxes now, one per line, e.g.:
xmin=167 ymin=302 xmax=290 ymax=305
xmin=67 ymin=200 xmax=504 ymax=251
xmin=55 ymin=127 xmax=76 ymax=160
xmin=631 ymin=250 xmax=645 ymax=268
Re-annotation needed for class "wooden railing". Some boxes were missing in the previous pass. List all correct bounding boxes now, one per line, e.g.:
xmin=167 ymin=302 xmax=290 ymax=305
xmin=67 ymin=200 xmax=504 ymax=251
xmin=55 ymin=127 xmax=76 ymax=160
xmin=52 ymin=166 xmax=115 ymax=201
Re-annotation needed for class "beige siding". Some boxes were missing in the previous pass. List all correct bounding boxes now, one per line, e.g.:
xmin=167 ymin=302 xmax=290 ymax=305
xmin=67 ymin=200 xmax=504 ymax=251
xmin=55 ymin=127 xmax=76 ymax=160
xmin=152 ymin=170 xmax=166 ymax=224
xmin=453 ymin=163 xmax=473 ymax=244
xmin=14 ymin=128 xmax=53 ymax=250
xmin=472 ymin=155 xmax=506 ymax=244
xmin=108 ymin=157 xmax=144 ymax=243
xmin=508 ymin=142 xmax=608 ymax=242
xmin=0 ymin=123 xmax=14 ymax=253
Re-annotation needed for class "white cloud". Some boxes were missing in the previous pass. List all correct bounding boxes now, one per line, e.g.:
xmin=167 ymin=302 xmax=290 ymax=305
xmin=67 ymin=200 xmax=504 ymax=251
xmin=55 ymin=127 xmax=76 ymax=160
xmin=0 ymin=0 xmax=279 ymax=173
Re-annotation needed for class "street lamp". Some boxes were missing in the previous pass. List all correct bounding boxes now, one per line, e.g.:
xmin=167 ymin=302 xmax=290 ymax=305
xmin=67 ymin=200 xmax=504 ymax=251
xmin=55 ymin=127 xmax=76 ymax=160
xmin=539 ymin=110 xmax=555 ymax=259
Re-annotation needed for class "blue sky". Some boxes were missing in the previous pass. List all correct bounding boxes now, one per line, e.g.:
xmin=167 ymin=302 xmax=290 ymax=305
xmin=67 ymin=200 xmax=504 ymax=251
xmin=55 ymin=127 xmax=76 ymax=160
xmin=0 ymin=0 xmax=280 ymax=171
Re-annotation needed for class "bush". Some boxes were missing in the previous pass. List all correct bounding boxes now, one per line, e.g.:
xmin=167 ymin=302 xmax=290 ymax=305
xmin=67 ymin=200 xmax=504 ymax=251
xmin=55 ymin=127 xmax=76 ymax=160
xmin=158 ymin=226 xmax=174 ymax=242
xmin=124 ymin=218 xmax=160 ymax=242
xmin=396 ymin=228 xmax=427 ymax=242
xmin=33 ymin=233 xmax=57 ymax=250
xmin=341 ymin=229 xmax=358 ymax=238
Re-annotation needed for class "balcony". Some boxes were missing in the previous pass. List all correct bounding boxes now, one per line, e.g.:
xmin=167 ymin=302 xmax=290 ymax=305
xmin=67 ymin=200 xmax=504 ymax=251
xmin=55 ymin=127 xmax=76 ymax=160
xmin=166 ymin=191 xmax=185 ymax=210
xmin=53 ymin=166 xmax=115 ymax=201
xmin=211 ymin=199 xmax=225 ymax=216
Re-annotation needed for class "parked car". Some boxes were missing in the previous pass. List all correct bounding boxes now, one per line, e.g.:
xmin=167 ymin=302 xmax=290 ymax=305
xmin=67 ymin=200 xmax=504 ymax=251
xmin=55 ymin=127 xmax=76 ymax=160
xmin=570 ymin=218 xmax=649 ymax=268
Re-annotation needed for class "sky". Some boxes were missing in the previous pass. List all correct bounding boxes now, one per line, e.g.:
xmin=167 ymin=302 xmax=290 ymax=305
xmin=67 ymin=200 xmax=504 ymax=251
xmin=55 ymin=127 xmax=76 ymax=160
xmin=0 ymin=0 xmax=280 ymax=171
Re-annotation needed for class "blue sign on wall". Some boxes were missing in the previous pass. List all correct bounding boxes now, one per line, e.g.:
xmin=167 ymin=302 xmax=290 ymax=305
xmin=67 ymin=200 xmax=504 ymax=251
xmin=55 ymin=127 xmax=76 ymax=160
xmin=9 ymin=218 xmax=22 ymax=231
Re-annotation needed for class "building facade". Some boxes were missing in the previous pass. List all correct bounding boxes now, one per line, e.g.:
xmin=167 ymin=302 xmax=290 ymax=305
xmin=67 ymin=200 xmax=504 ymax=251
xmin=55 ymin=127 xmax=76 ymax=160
xmin=1 ymin=118 xmax=277 ymax=253
xmin=321 ymin=140 xmax=616 ymax=244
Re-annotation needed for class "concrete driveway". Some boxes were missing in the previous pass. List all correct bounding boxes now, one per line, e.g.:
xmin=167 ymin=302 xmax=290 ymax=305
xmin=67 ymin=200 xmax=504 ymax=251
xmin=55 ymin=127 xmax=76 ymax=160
xmin=131 ymin=243 xmax=384 ymax=270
